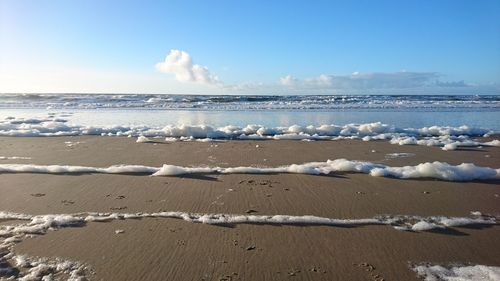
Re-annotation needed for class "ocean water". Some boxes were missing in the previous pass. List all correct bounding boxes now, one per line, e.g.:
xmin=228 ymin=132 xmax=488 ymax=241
xmin=0 ymin=94 xmax=498 ymax=130
xmin=1 ymin=94 xmax=499 ymax=110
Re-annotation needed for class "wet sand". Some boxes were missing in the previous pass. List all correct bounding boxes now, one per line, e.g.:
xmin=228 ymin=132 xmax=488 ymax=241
xmin=0 ymin=136 xmax=499 ymax=280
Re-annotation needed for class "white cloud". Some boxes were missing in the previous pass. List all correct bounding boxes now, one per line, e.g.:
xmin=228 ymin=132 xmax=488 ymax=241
xmin=305 ymin=74 xmax=335 ymax=87
xmin=156 ymin=49 xmax=221 ymax=86
xmin=279 ymin=75 xmax=298 ymax=86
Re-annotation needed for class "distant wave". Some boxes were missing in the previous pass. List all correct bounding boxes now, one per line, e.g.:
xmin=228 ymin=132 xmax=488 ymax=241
xmin=0 ymin=94 xmax=499 ymax=110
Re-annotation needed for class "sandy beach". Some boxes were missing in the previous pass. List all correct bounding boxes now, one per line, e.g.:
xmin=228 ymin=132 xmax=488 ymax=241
xmin=0 ymin=136 xmax=499 ymax=280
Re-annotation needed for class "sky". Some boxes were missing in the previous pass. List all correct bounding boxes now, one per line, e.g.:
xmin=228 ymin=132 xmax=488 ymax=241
xmin=0 ymin=0 xmax=499 ymax=95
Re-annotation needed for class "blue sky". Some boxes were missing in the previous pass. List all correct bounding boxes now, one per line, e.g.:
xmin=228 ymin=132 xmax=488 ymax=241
xmin=0 ymin=0 xmax=499 ymax=94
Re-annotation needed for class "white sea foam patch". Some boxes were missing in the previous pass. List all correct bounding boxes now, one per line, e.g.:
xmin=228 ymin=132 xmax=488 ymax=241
xmin=9 ymin=255 xmax=88 ymax=281
xmin=0 ymin=211 xmax=495 ymax=238
xmin=412 ymin=264 xmax=500 ymax=281
xmin=0 ymin=213 xmax=90 ymax=280
xmin=368 ymin=162 xmax=500 ymax=181
xmin=385 ymin=153 xmax=416 ymax=159
xmin=65 ymin=141 xmax=84 ymax=147
xmin=0 ymin=210 xmax=495 ymax=280
xmin=442 ymin=142 xmax=459 ymax=151
xmin=388 ymin=135 xmax=500 ymax=150
xmin=0 ymin=156 xmax=32 ymax=160
xmin=153 ymin=160 xmax=500 ymax=181
xmin=2 ymin=116 xmax=498 ymax=152
xmin=0 ymin=164 xmax=159 ymax=175
xmin=136 ymin=135 xmax=152 ymax=143
xmin=2 ymin=116 xmax=498 ymax=150
xmin=1 ymin=160 xmax=499 ymax=181
xmin=1 ymin=117 xmax=496 ymax=140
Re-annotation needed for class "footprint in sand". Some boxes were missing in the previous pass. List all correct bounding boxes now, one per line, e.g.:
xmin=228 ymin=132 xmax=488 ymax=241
xmin=287 ymin=269 xmax=301 ymax=276
xmin=353 ymin=262 xmax=385 ymax=281
xmin=61 ymin=200 xmax=75 ymax=205
xmin=30 ymin=193 xmax=45 ymax=197
xmin=309 ymin=266 xmax=327 ymax=274
xmin=238 ymin=179 xmax=279 ymax=188
xmin=217 ymin=273 xmax=239 ymax=281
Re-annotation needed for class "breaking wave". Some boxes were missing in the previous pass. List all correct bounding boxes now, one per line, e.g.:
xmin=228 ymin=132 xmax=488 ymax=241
xmin=1 ymin=94 xmax=499 ymax=110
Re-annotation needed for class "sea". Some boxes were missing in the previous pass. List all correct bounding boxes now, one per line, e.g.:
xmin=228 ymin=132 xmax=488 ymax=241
xmin=0 ymin=94 xmax=498 ymax=130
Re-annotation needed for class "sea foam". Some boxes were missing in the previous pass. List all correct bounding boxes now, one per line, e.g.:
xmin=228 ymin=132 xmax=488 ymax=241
xmin=412 ymin=264 xmax=500 ymax=281
xmin=2 ymin=116 xmax=498 ymax=150
xmin=0 ymin=210 xmax=495 ymax=280
xmin=0 ymin=156 xmax=32 ymax=160
xmin=0 ymin=160 xmax=498 ymax=181
xmin=136 ymin=135 xmax=152 ymax=143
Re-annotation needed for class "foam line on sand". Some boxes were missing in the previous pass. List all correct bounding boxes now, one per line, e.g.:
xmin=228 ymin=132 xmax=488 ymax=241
xmin=0 ymin=210 xmax=496 ymax=280
xmin=3 ymin=116 xmax=499 ymax=150
xmin=1 ymin=159 xmax=499 ymax=181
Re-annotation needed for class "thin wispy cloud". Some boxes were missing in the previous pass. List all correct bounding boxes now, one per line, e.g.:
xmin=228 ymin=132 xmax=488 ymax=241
xmin=435 ymin=80 xmax=469 ymax=87
xmin=280 ymin=71 xmax=442 ymax=90
xmin=224 ymin=81 xmax=266 ymax=91
xmin=156 ymin=50 xmax=221 ymax=86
